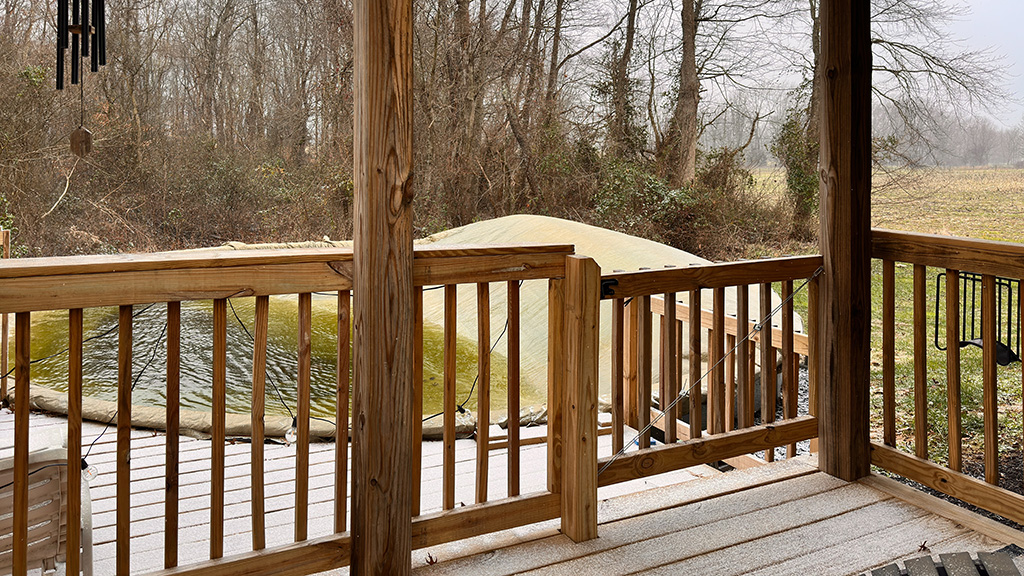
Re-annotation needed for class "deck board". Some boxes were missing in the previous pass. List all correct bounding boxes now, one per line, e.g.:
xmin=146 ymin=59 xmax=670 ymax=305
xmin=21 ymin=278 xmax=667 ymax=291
xmin=415 ymin=457 xmax=1024 ymax=576
xmin=2 ymin=408 xmax=713 ymax=574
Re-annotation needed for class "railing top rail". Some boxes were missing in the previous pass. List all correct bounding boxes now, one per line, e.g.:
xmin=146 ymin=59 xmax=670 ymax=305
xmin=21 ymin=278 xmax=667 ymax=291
xmin=873 ymin=229 xmax=1024 ymax=278
xmin=599 ymin=255 xmax=823 ymax=299
xmin=0 ymin=243 xmax=574 ymax=279
xmin=0 ymin=244 xmax=575 ymax=313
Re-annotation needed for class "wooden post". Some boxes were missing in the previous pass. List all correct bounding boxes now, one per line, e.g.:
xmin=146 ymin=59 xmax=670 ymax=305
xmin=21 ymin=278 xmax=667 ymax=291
xmin=563 ymin=255 xmax=599 ymax=542
xmin=351 ymin=0 xmax=414 ymax=569
xmin=817 ymin=0 xmax=872 ymax=481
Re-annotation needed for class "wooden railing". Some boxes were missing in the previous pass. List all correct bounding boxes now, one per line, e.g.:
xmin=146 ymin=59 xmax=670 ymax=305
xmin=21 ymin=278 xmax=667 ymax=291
xmin=595 ymin=255 xmax=822 ymax=486
xmin=870 ymin=229 xmax=1024 ymax=525
xmin=3 ymin=246 xmax=833 ymax=575
xmin=0 ymin=245 xmax=576 ymax=575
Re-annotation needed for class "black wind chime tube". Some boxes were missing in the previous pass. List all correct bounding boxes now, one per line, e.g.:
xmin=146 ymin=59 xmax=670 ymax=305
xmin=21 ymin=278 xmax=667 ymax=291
xmin=81 ymin=0 xmax=89 ymax=59
xmin=70 ymin=0 xmax=80 ymax=85
xmin=57 ymin=0 xmax=67 ymax=89
xmin=97 ymin=0 xmax=105 ymax=66
xmin=57 ymin=0 xmax=104 ymax=89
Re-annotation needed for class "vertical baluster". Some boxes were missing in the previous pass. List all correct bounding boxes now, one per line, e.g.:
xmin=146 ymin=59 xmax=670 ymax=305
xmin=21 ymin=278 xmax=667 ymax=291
xmin=410 ymin=288 xmax=421 ymax=516
xmin=913 ymin=264 xmax=928 ymax=459
xmin=712 ymin=287 xmax=726 ymax=434
xmin=211 ymin=299 xmax=226 ymax=558
xmin=547 ymin=278 xmax=564 ymax=493
xmin=507 ymin=281 xmax=521 ymax=496
xmin=662 ymin=293 xmax=678 ymax=443
xmin=883 ymin=260 xmax=896 ymax=447
xmin=737 ymin=285 xmax=752 ymax=428
xmin=760 ymin=284 xmax=775 ymax=462
xmin=1 ymin=229 xmax=9 ymax=403
xmin=444 ymin=285 xmax=457 ymax=509
xmin=13 ymin=312 xmax=30 ymax=575
xmin=476 ymin=283 xmax=491 ymax=503
xmin=612 ymin=298 xmax=625 ymax=454
xmin=983 ymin=274 xmax=998 ymax=484
xmin=1020 ymin=279 xmax=1023 ymax=485
xmin=783 ymin=280 xmax=796 ymax=457
xmin=725 ymin=334 xmax=736 ymax=433
xmin=808 ymin=275 xmax=819 ymax=454
xmin=688 ymin=289 xmax=702 ymax=439
xmin=296 ymin=293 xmax=312 ymax=540
xmin=637 ymin=296 xmax=652 ymax=448
xmin=337 ymin=290 xmax=352 ymax=526
xmin=251 ymin=296 xmax=268 ymax=549
xmin=116 ymin=305 xmax=132 ymax=575
xmin=676 ymin=319 xmax=684 ymax=438
xmin=68 ymin=309 xmax=83 ymax=575
xmin=946 ymin=271 xmax=962 ymax=471
xmin=165 ymin=302 xmax=181 ymax=563
xmin=623 ymin=297 xmax=639 ymax=431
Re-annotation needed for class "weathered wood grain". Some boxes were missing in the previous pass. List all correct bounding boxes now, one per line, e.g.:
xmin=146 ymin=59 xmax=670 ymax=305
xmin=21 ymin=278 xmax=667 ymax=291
xmin=212 ymin=299 xmax=227 ymax=559
xmin=12 ymin=312 xmax=29 ymax=574
xmin=883 ymin=259 xmax=895 ymax=447
xmin=166 ymin=301 xmax=181 ymax=564
xmin=871 ymin=442 xmax=1024 ymax=527
xmin=250 ymin=296 xmax=268 ymax=549
xmin=913 ymin=265 xmax=928 ymax=460
xmin=507 ymin=281 xmax=521 ymax=497
xmin=597 ymin=416 xmax=817 ymax=487
xmin=444 ymin=285 xmax=457 ymax=510
xmin=117 ymin=306 xmax=132 ymax=575
xmin=476 ymin=283 xmax=491 ymax=504
xmin=600 ymin=256 xmax=822 ymax=299
xmin=296 ymin=293 xmax=312 ymax=541
xmin=547 ymin=278 xmax=565 ymax=493
xmin=946 ymin=270 xmax=962 ymax=471
xmin=817 ymin=0 xmax=872 ymax=481
xmin=983 ymin=275 xmax=998 ymax=485
xmin=349 ymin=0 xmax=415 ymax=568
xmin=563 ymin=256 xmax=599 ymax=542
xmin=873 ymin=229 xmax=1024 ymax=278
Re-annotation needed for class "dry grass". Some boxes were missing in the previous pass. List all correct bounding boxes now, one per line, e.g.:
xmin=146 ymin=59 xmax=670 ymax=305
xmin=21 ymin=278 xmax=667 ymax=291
xmin=872 ymin=167 xmax=1024 ymax=242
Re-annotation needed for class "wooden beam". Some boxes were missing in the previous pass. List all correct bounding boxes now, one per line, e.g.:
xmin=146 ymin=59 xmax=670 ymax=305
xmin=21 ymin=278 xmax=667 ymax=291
xmin=872 ymin=229 xmax=1024 ymax=278
xmin=597 ymin=416 xmax=818 ymax=487
xmin=563 ymin=255 xmax=599 ymax=542
xmin=600 ymin=256 xmax=822 ymax=299
xmin=350 ymin=0 xmax=414 ymax=569
xmin=817 ymin=0 xmax=872 ymax=481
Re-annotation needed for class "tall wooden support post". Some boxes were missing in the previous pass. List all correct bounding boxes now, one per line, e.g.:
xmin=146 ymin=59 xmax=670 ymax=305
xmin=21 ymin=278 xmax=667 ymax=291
xmin=818 ymin=0 xmax=872 ymax=481
xmin=351 ymin=0 xmax=414 ymax=569
xmin=563 ymin=255 xmax=599 ymax=542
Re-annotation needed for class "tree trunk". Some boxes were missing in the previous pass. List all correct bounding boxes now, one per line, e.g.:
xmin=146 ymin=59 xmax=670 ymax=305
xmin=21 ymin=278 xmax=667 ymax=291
xmin=660 ymin=0 xmax=699 ymax=187
xmin=608 ymin=0 xmax=638 ymax=157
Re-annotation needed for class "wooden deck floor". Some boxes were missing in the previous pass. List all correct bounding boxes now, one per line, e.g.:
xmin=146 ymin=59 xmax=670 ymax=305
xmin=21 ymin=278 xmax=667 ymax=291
xmin=414 ymin=457 xmax=1024 ymax=576
xmin=8 ymin=407 xmax=1024 ymax=575
xmin=0 ymin=407 xmax=717 ymax=575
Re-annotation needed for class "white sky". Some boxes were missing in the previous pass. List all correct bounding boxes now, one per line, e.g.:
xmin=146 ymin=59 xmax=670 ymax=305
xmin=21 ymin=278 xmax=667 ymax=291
xmin=956 ymin=0 xmax=1024 ymax=125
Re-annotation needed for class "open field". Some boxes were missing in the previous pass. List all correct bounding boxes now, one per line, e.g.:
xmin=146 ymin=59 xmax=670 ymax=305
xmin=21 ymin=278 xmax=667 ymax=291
xmin=869 ymin=168 xmax=1024 ymax=486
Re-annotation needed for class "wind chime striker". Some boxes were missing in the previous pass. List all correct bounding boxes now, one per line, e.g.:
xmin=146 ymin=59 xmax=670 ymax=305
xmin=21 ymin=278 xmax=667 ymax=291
xmin=56 ymin=0 xmax=107 ymax=157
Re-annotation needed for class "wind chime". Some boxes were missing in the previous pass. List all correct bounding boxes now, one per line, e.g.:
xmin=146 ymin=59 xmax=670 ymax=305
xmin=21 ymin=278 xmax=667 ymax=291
xmin=56 ymin=0 xmax=107 ymax=157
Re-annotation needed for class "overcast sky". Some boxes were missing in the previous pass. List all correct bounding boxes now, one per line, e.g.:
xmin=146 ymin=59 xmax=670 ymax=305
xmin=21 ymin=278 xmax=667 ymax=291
xmin=956 ymin=0 xmax=1024 ymax=125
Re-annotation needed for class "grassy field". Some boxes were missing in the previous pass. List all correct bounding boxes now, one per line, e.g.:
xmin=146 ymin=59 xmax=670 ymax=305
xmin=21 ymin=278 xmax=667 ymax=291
xmin=867 ymin=168 xmax=1024 ymax=484
xmin=815 ymin=167 xmax=1024 ymax=485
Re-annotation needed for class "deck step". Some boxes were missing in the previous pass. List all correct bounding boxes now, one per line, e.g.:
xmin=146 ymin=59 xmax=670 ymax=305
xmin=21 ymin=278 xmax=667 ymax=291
xmin=866 ymin=549 xmax=1022 ymax=576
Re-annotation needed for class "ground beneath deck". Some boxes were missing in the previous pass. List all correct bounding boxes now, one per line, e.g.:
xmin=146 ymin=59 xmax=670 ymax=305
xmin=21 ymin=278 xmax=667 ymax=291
xmin=414 ymin=457 xmax=1024 ymax=576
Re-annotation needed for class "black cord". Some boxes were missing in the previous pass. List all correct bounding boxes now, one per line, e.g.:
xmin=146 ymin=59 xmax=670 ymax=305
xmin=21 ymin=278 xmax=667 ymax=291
xmin=1 ymin=302 xmax=158 ymax=380
xmin=84 ymin=317 xmax=168 ymax=459
xmin=0 ymin=462 xmax=69 ymax=492
xmin=226 ymin=298 xmax=294 ymax=420
xmin=422 ymin=280 xmax=521 ymax=423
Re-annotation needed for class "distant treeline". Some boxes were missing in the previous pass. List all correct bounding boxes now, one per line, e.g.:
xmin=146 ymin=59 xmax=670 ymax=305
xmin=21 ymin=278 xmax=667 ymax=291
xmin=0 ymin=0 xmax=1010 ymax=258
